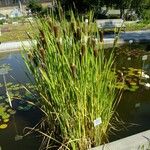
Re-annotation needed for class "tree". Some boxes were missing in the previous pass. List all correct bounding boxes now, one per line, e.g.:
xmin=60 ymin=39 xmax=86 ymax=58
xmin=109 ymin=0 xmax=132 ymax=18
xmin=131 ymin=0 xmax=150 ymax=20
xmin=26 ymin=0 xmax=42 ymax=15
xmin=61 ymin=0 xmax=90 ymax=12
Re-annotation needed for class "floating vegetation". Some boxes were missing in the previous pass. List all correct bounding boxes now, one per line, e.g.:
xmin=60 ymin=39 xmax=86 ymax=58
xmin=0 ymin=81 xmax=37 ymax=130
xmin=115 ymin=67 xmax=149 ymax=92
xmin=0 ymin=82 xmax=36 ymax=101
xmin=0 ymin=124 xmax=8 ymax=129
xmin=0 ymin=64 xmax=12 ymax=75
xmin=0 ymin=102 xmax=16 ymax=129
xmin=115 ymin=46 xmax=145 ymax=58
xmin=144 ymin=83 xmax=150 ymax=90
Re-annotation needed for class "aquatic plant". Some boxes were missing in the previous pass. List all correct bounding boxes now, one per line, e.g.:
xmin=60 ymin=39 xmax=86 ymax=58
xmin=0 ymin=81 xmax=39 ymax=130
xmin=23 ymin=9 xmax=118 ymax=150
xmin=115 ymin=67 xmax=150 ymax=92
xmin=0 ymin=64 xmax=12 ymax=75
xmin=0 ymin=102 xmax=16 ymax=129
xmin=114 ymin=46 xmax=145 ymax=58
xmin=0 ymin=82 xmax=36 ymax=111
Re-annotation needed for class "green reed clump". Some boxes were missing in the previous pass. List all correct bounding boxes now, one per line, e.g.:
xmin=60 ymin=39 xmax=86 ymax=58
xmin=23 ymin=10 xmax=118 ymax=150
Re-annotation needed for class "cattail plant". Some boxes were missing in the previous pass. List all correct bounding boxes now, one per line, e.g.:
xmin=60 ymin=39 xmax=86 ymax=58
xmin=23 ymin=8 xmax=118 ymax=150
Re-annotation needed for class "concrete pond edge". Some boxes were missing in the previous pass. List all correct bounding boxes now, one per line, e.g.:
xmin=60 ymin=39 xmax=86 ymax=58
xmin=91 ymin=130 xmax=150 ymax=150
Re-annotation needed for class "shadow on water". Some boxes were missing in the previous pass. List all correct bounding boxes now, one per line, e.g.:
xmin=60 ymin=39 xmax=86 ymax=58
xmin=0 ymin=51 xmax=43 ymax=150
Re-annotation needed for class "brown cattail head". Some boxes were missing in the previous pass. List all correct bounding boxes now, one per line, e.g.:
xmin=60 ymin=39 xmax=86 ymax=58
xmin=87 ymin=37 xmax=92 ymax=46
xmin=53 ymin=25 xmax=60 ymax=38
xmin=79 ymin=53 xmax=82 ymax=63
xmin=39 ymin=29 xmax=45 ymax=39
xmin=39 ymin=48 xmax=45 ymax=60
xmin=74 ymin=28 xmax=81 ymax=42
xmin=56 ymin=38 xmax=63 ymax=55
xmin=82 ymin=23 xmax=86 ymax=34
xmin=91 ymin=38 xmax=97 ymax=48
xmin=32 ymin=56 xmax=39 ymax=67
xmin=70 ymin=64 xmax=77 ymax=78
xmin=37 ymin=42 xmax=41 ymax=49
xmin=81 ymin=44 xmax=86 ymax=56
xmin=93 ymin=48 xmax=99 ymax=58
xmin=41 ymin=62 xmax=46 ymax=70
xmin=99 ymin=30 xmax=104 ymax=42
xmin=40 ymin=37 xmax=47 ymax=48
xmin=47 ymin=19 xmax=53 ymax=30
xmin=76 ymin=27 xmax=81 ymax=41
xmin=27 ymin=52 xmax=33 ymax=60
xmin=71 ymin=22 xmax=75 ymax=32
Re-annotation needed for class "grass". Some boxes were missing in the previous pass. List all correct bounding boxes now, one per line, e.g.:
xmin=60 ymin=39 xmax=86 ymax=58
xmin=0 ymin=23 xmax=35 ymax=42
xmin=125 ymin=21 xmax=150 ymax=31
xmin=23 ymin=9 xmax=119 ymax=150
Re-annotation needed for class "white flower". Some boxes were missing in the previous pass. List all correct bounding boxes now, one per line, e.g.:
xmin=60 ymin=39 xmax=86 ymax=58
xmin=145 ymin=83 xmax=150 ymax=90
xmin=127 ymin=57 xmax=131 ymax=60
xmin=135 ymin=103 xmax=141 ymax=108
xmin=129 ymin=40 xmax=133 ymax=44
xmin=85 ymin=19 xmax=88 ymax=23
xmin=142 ymin=71 xmax=150 ymax=79
xmin=142 ymin=55 xmax=148 ymax=61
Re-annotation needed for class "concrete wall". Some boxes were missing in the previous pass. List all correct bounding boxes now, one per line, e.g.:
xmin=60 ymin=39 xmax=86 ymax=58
xmin=91 ymin=130 xmax=150 ymax=150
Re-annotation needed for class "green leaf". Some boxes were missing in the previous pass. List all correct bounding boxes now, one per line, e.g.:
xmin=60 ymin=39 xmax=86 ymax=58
xmin=0 ymin=124 xmax=8 ymax=129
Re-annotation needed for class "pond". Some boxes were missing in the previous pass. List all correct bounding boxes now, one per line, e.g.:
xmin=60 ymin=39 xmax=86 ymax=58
xmin=0 ymin=52 xmax=43 ymax=150
xmin=109 ymin=43 xmax=150 ymax=141
xmin=0 ymin=43 xmax=150 ymax=148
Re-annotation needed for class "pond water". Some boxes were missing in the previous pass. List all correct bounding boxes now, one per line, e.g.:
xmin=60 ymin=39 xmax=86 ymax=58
xmin=0 ymin=52 xmax=43 ymax=150
xmin=109 ymin=43 xmax=150 ymax=141
xmin=0 ymin=43 xmax=150 ymax=148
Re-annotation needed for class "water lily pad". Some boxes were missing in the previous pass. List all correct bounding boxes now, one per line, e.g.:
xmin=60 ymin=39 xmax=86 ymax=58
xmin=17 ymin=106 xmax=24 ymax=110
xmin=3 ymin=119 xmax=9 ymax=123
xmin=130 ymin=82 xmax=137 ymax=86
xmin=0 ymin=124 xmax=8 ymax=129
xmin=9 ymin=110 xmax=16 ymax=115
xmin=128 ymin=88 xmax=137 ymax=92
xmin=6 ymin=82 xmax=13 ymax=87
xmin=115 ymin=82 xmax=125 ymax=89
xmin=131 ymin=85 xmax=139 ymax=90
xmin=2 ymin=113 xmax=10 ymax=119
xmin=7 ymin=109 xmax=12 ymax=112
xmin=0 ymin=64 xmax=12 ymax=75
xmin=4 ymin=105 xmax=10 ymax=109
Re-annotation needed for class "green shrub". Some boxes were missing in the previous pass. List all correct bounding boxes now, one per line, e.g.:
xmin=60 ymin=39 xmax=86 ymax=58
xmin=0 ymin=19 xmax=5 ymax=25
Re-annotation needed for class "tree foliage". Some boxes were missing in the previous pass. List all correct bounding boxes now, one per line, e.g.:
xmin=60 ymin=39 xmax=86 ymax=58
xmin=26 ymin=0 xmax=42 ymax=14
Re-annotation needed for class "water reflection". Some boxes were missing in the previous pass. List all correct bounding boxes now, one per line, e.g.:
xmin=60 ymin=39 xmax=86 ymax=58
xmin=0 ymin=51 xmax=34 ymax=84
xmin=0 ymin=51 xmax=41 ymax=150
